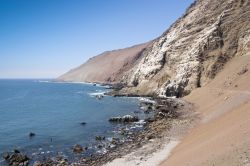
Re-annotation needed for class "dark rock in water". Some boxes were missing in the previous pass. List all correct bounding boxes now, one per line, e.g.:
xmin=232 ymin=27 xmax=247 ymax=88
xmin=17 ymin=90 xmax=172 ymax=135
xmin=122 ymin=115 xmax=139 ymax=122
xmin=139 ymin=99 xmax=156 ymax=113
xmin=109 ymin=117 xmax=122 ymax=122
xmin=109 ymin=115 xmax=139 ymax=123
xmin=80 ymin=122 xmax=87 ymax=125
xmin=110 ymin=137 xmax=120 ymax=145
xmin=33 ymin=156 xmax=69 ymax=166
xmin=72 ymin=144 xmax=84 ymax=153
xmin=95 ymin=94 xmax=104 ymax=100
xmin=95 ymin=136 xmax=105 ymax=141
xmin=33 ymin=156 xmax=68 ymax=166
xmin=134 ymin=110 xmax=141 ymax=114
xmin=29 ymin=132 xmax=35 ymax=138
xmin=13 ymin=149 xmax=20 ymax=153
xmin=3 ymin=151 xmax=29 ymax=166
xmin=3 ymin=153 xmax=10 ymax=160
xmin=93 ymin=83 xmax=97 ymax=86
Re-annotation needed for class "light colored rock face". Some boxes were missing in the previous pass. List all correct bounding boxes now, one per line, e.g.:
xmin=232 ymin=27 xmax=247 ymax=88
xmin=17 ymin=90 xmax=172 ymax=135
xmin=237 ymin=29 xmax=250 ymax=56
xmin=123 ymin=0 xmax=250 ymax=97
xmin=58 ymin=0 xmax=250 ymax=97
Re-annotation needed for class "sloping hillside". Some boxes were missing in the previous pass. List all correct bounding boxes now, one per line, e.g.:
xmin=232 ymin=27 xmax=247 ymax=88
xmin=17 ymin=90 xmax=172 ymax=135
xmin=59 ymin=0 xmax=250 ymax=98
xmin=121 ymin=0 xmax=250 ymax=97
xmin=57 ymin=0 xmax=250 ymax=165
xmin=58 ymin=42 xmax=151 ymax=83
xmin=161 ymin=52 xmax=250 ymax=166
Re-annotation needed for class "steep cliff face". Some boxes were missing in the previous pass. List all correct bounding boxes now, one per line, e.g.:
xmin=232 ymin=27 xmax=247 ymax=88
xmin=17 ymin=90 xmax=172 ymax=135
xmin=121 ymin=0 xmax=250 ymax=97
xmin=58 ymin=42 xmax=151 ymax=83
xmin=59 ymin=0 xmax=250 ymax=97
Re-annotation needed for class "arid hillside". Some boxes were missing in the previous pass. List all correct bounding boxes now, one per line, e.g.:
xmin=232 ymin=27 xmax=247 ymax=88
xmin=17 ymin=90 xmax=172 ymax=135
xmin=57 ymin=0 xmax=250 ymax=165
xmin=59 ymin=0 xmax=250 ymax=98
xmin=121 ymin=0 xmax=250 ymax=97
xmin=161 ymin=52 xmax=250 ymax=166
xmin=58 ymin=42 xmax=151 ymax=83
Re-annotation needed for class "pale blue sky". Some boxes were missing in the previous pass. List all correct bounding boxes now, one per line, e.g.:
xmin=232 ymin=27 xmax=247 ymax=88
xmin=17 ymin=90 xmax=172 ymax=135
xmin=0 ymin=0 xmax=193 ymax=78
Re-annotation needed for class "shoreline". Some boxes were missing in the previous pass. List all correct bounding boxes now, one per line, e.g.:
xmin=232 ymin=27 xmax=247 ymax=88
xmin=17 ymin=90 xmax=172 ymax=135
xmin=75 ymin=97 xmax=197 ymax=166
xmin=103 ymin=99 xmax=196 ymax=166
xmin=105 ymin=140 xmax=180 ymax=166
xmin=1 ymin=83 xmax=197 ymax=166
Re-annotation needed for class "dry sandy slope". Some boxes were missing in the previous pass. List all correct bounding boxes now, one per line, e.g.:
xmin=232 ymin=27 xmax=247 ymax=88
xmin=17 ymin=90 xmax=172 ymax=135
xmin=161 ymin=53 xmax=250 ymax=166
xmin=57 ymin=42 xmax=150 ymax=83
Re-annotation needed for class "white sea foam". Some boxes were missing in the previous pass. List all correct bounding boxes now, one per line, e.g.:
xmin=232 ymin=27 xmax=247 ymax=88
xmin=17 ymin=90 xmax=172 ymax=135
xmin=134 ymin=120 xmax=146 ymax=125
xmin=76 ymin=91 xmax=84 ymax=94
xmin=88 ymin=90 xmax=107 ymax=97
xmin=38 ymin=80 xmax=112 ymax=88
xmin=37 ymin=80 xmax=94 ymax=85
xmin=138 ymin=97 xmax=156 ymax=104
xmin=37 ymin=80 xmax=50 ymax=83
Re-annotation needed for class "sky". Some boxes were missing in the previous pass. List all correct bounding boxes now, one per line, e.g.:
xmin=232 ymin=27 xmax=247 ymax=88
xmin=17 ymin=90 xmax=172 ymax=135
xmin=0 ymin=0 xmax=193 ymax=78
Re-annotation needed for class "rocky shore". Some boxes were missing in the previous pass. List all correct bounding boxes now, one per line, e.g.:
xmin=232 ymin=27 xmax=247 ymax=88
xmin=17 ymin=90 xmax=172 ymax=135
xmin=76 ymin=97 xmax=196 ymax=166
xmin=2 ymin=95 xmax=196 ymax=166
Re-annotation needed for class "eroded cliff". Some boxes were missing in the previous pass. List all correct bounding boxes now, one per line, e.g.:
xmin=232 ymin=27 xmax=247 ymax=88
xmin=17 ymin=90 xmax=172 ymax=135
xmin=121 ymin=0 xmax=250 ymax=97
xmin=59 ymin=0 xmax=250 ymax=97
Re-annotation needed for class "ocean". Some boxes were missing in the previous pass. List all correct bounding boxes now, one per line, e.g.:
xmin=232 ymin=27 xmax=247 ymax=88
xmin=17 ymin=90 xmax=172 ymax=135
xmin=0 ymin=79 xmax=149 ymax=164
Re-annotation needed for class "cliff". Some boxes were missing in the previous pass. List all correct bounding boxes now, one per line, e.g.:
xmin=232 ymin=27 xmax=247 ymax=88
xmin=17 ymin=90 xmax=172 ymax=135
xmin=58 ymin=0 xmax=250 ymax=98
xmin=121 ymin=0 xmax=250 ymax=97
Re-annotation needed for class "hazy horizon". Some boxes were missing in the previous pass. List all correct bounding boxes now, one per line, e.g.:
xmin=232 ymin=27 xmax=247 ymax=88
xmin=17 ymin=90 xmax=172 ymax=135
xmin=0 ymin=0 xmax=193 ymax=78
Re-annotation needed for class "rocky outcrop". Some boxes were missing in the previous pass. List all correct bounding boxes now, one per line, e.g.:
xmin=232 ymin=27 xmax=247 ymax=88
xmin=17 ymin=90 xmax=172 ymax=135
xmin=58 ymin=0 xmax=250 ymax=97
xmin=72 ymin=144 xmax=84 ymax=153
xmin=3 ymin=150 xmax=29 ymax=166
xmin=121 ymin=0 xmax=250 ymax=97
xmin=33 ymin=156 xmax=68 ymax=166
xmin=109 ymin=115 xmax=139 ymax=123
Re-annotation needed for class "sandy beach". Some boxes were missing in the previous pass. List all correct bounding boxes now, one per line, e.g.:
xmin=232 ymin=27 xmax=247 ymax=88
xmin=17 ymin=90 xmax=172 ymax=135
xmin=105 ymin=140 xmax=179 ymax=166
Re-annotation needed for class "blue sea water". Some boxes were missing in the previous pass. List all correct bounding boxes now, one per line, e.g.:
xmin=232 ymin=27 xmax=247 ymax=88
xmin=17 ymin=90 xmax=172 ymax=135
xmin=0 ymin=79 xmax=147 ymax=163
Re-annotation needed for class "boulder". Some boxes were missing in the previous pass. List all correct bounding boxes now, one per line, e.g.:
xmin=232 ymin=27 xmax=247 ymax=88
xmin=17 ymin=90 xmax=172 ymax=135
xmin=29 ymin=132 xmax=35 ymax=138
xmin=3 ymin=151 xmax=29 ymax=166
xmin=95 ymin=136 xmax=105 ymax=141
xmin=109 ymin=115 xmax=139 ymax=123
xmin=80 ymin=122 xmax=87 ymax=125
xmin=95 ymin=94 xmax=104 ymax=100
xmin=72 ymin=144 xmax=84 ymax=153
xmin=33 ymin=161 xmax=43 ymax=166
xmin=33 ymin=156 xmax=68 ymax=166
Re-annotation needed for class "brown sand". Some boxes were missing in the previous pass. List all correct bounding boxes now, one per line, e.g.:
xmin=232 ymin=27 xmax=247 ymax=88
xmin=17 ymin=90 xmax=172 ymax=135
xmin=57 ymin=42 xmax=150 ymax=83
xmin=161 ymin=53 xmax=250 ymax=166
